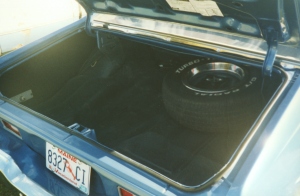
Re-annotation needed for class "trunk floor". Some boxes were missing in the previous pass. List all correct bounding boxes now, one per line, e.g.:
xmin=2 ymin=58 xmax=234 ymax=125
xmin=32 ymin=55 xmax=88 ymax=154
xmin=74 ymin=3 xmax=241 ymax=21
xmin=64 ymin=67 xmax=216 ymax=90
xmin=35 ymin=48 xmax=246 ymax=186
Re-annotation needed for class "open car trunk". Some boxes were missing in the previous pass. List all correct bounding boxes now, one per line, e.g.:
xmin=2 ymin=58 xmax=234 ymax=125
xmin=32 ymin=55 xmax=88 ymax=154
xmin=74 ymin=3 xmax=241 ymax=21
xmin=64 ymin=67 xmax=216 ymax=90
xmin=0 ymin=31 xmax=285 ymax=186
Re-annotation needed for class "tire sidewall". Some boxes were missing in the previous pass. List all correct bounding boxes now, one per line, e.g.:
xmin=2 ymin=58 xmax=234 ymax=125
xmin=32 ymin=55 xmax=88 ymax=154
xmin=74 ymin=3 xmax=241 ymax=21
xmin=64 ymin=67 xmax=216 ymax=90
xmin=162 ymin=60 xmax=263 ymax=132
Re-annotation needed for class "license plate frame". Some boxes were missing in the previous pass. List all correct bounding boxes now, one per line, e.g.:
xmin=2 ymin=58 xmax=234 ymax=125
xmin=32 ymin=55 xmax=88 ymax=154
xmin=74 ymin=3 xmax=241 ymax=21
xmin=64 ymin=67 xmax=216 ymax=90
xmin=46 ymin=142 xmax=91 ymax=195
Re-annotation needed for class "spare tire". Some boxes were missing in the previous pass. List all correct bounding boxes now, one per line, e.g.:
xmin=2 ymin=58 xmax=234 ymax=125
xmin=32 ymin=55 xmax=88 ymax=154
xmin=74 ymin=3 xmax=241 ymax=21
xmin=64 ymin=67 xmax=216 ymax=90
xmin=162 ymin=59 xmax=264 ymax=133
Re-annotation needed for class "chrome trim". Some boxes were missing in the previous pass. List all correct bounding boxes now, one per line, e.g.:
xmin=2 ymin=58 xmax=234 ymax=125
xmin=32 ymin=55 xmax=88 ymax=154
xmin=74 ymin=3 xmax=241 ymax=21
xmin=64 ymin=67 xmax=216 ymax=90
xmin=0 ymin=68 xmax=291 ymax=192
xmin=0 ymin=13 xmax=292 ymax=193
xmin=89 ymin=14 xmax=294 ymax=191
xmin=0 ymin=150 xmax=52 ymax=196
xmin=182 ymin=62 xmax=245 ymax=93
xmin=110 ymin=67 xmax=291 ymax=192
xmin=222 ymin=68 xmax=292 ymax=178
xmin=90 ymin=13 xmax=300 ymax=65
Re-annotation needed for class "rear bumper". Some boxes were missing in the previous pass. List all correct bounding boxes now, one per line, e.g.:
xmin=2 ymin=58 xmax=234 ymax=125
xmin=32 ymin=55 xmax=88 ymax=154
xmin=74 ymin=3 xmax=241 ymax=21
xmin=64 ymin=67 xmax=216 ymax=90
xmin=0 ymin=149 xmax=52 ymax=196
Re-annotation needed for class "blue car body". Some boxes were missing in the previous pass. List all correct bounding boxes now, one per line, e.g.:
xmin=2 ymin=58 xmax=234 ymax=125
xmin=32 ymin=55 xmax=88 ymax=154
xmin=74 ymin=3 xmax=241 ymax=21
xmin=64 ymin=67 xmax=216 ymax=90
xmin=1 ymin=0 xmax=300 ymax=195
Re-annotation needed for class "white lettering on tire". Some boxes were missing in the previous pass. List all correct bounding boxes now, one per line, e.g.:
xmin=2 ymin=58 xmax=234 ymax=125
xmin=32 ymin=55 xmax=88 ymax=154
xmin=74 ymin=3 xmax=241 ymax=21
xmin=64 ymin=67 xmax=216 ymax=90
xmin=175 ymin=59 xmax=201 ymax=74
xmin=195 ymin=88 xmax=241 ymax=96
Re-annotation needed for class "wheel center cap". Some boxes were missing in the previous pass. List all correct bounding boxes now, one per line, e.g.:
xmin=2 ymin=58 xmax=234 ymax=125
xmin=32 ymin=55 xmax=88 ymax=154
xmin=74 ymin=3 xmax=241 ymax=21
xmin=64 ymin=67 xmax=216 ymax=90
xmin=205 ymin=76 xmax=223 ymax=84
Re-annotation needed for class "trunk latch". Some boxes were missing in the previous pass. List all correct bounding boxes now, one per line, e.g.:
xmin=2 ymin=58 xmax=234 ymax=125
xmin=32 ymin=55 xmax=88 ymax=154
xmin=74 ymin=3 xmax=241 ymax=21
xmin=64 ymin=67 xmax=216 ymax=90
xmin=263 ymin=29 xmax=278 ymax=77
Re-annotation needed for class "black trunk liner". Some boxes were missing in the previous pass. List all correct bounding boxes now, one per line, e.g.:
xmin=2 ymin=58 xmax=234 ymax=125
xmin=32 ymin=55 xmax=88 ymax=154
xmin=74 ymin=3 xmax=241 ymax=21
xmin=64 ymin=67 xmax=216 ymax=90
xmin=35 ymin=44 xmax=246 ymax=186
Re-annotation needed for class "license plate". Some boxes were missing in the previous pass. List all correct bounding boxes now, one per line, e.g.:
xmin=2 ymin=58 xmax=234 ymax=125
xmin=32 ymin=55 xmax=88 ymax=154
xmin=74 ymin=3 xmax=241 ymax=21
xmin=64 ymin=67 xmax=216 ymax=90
xmin=46 ymin=142 xmax=91 ymax=195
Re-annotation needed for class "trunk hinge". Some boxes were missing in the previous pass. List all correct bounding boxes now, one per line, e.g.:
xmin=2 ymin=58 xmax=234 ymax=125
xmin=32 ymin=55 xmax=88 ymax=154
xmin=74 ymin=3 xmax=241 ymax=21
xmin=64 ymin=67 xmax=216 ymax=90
xmin=263 ymin=29 xmax=278 ymax=77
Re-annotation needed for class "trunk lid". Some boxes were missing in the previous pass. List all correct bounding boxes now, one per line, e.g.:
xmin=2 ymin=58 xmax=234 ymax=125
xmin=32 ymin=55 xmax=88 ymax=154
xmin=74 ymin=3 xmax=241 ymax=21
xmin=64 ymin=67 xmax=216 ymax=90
xmin=78 ymin=0 xmax=299 ymax=44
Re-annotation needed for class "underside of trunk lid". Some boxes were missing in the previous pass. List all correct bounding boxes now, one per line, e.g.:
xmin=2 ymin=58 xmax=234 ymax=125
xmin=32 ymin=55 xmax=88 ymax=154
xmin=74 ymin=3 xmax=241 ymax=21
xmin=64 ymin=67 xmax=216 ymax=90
xmin=78 ymin=0 xmax=300 ymax=44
